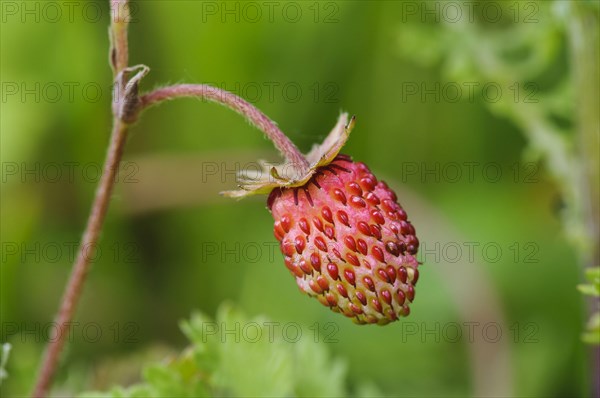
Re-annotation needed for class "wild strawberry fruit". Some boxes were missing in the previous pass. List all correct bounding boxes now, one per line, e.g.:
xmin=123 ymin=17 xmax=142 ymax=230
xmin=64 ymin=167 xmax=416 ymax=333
xmin=224 ymin=113 xmax=420 ymax=324
xmin=268 ymin=155 xmax=419 ymax=324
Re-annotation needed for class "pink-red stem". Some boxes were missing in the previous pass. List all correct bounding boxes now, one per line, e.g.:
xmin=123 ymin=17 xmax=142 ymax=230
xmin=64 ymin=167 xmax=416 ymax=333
xmin=139 ymin=84 xmax=309 ymax=173
xmin=31 ymin=1 xmax=131 ymax=396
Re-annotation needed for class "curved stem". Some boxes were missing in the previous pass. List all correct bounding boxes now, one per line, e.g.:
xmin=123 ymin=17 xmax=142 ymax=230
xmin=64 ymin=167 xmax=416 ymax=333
xmin=31 ymin=1 xmax=132 ymax=396
xmin=139 ymin=84 xmax=310 ymax=173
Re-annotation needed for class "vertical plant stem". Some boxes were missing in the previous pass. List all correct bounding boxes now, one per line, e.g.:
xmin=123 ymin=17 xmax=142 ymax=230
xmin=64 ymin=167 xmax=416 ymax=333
xmin=568 ymin=2 xmax=600 ymax=396
xmin=31 ymin=121 xmax=129 ymax=398
xmin=570 ymin=0 xmax=600 ymax=266
xmin=31 ymin=1 xmax=132 ymax=396
xmin=110 ymin=0 xmax=129 ymax=74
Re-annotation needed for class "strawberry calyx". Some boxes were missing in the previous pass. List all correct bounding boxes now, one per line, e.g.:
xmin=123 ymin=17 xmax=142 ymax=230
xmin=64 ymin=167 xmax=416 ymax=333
xmin=222 ymin=113 xmax=355 ymax=198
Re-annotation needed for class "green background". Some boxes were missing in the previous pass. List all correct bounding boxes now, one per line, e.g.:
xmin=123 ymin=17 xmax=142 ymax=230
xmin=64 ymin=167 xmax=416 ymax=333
xmin=1 ymin=1 xmax=596 ymax=396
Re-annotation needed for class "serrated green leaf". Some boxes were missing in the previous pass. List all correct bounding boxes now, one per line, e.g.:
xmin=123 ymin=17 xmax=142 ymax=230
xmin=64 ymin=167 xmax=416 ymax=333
xmin=210 ymin=303 xmax=294 ymax=396
xmin=293 ymin=339 xmax=347 ymax=397
xmin=143 ymin=363 xmax=188 ymax=397
xmin=127 ymin=385 xmax=157 ymax=398
xmin=81 ymin=304 xmax=360 ymax=397
xmin=91 ymin=386 xmax=127 ymax=398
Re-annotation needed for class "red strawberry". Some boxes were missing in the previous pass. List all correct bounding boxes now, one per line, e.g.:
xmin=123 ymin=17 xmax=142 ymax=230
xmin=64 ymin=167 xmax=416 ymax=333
xmin=267 ymin=154 xmax=420 ymax=325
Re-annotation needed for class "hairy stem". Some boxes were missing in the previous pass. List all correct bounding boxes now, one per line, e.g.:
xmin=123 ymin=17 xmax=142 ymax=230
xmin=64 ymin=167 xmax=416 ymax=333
xmin=139 ymin=84 xmax=310 ymax=173
xmin=31 ymin=121 xmax=129 ymax=397
xmin=31 ymin=1 xmax=132 ymax=396
xmin=109 ymin=0 xmax=129 ymax=74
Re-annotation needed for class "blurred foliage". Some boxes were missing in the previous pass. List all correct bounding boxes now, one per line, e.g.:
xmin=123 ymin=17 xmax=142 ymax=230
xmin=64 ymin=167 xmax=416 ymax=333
xmin=578 ymin=267 xmax=600 ymax=344
xmin=1 ymin=0 xmax=597 ymax=397
xmin=398 ymin=0 xmax=598 ymax=256
xmin=79 ymin=304 xmax=368 ymax=397
xmin=0 ymin=344 xmax=11 ymax=385
xmin=397 ymin=0 xmax=599 ymax=353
